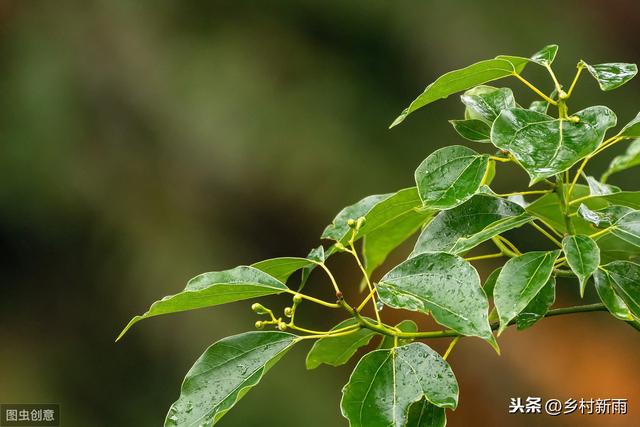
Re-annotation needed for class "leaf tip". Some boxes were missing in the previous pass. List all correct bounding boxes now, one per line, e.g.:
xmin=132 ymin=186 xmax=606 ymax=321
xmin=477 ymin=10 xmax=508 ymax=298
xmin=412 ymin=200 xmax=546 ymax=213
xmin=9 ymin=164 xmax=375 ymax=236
xmin=115 ymin=316 xmax=142 ymax=342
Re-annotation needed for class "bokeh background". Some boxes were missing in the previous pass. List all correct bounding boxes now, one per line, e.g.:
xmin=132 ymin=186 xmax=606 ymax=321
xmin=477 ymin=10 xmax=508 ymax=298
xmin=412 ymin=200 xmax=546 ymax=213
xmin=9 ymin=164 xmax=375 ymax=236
xmin=1 ymin=1 xmax=639 ymax=426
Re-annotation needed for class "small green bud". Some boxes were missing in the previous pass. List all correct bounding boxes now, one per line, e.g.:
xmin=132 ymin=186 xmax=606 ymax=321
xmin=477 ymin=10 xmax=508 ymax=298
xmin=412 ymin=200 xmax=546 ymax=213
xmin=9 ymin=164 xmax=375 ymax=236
xmin=251 ymin=303 xmax=270 ymax=315
xmin=347 ymin=218 xmax=357 ymax=227
xmin=292 ymin=294 xmax=303 ymax=304
xmin=277 ymin=322 xmax=288 ymax=331
xmin=255 ymin=321 xmax=264 ymax=329
xmin=356 ymin=216 xmax=366 ymax=229
xmin=284 ymin=307 xmax=293 ymax=317
xmin=334 ymin=242 xmax=347 ymax=252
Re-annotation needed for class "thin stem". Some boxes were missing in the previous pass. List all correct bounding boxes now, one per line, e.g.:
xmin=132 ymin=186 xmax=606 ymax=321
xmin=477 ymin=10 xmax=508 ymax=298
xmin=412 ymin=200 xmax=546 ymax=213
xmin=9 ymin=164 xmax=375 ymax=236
xmin=297 ymin=327 xmax=361 ymax=341
xmin=536 ymin=218 xmax=564 ymax=238
xmin=489 ymin=156 xmax=512 ymax=163
xmin=284 ymin=289 xmax=340 ymax=309
xmin=492 ymin=236 xmax=519 ymax=258
xmin=287 ymin=323 xmax=359 ymax=336
xmin=512 ymin=73 xmax=558 ymax=105
xmin=556 ymin=174 xmax=575 ymax=234
xmin=593 ymin=136 xmax=625 ymax=157
xmin=545 ymin=64 xmax=563 ymax=94
xmin=531 ymin=221 xmax=563 ymax=247
xmin=443 ymin=336 xmax=461 ymax=361
xmin=568 ymin=194 xmax=592 ymax=206
xmin=349 ymin=243 xmax=381 ymax=323
xmin=590 ymin=227 xmax=612 ymax=240
xmin=497 ymin=235 xmax=522 ymax=255
xmin=496 ymin=189 xmax=551 ymax=197
xmin=314 ymin=261 xmax=341 ymax=295
xmin=465 ymin=253 xmax=503 ymax=262
xmin=566 ymin=62 xmax=585 ymax=97
xmin=568 ymin=158 xmax=589 ymax=200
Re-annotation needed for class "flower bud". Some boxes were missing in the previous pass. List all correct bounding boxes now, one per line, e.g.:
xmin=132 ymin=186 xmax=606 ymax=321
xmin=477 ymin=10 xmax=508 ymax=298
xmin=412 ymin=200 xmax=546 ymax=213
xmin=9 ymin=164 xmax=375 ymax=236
xmin=255 ymin=321 xmax=264 ymax=329
xmin=292 ymin=294 xmax=303 ymax=304
xmin=284 ymin=307 xmax=293 ymax=317
xmin=251 ymin=303 xmax=270 ymax=315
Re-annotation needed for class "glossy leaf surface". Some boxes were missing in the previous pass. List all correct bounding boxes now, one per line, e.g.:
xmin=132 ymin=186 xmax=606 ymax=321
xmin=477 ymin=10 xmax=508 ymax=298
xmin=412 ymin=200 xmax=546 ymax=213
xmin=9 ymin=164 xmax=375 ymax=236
xmin=494 ymin=250 xmax=560 ymax=335
xmin=491 ymin=106 xmax=617 ymax=184
xmin=450 ymin=119 xmax=491 ymax=142
xmin=461 ymin=85 xmax=516 ymax=124
xmin=341 ymin=343 xmax=458 ymax=427
xmin=378 ymin=320 xmax=418 ymax=349
xmin=406 ymin=399 xmax=447 ymax=427
xmin=616 ymin=113 xmax=640 ymax=139
xmin=118 ymin=266 xmax=288 ymax=340
xmin=306 ymin=318 xmax=377 ymax=369
xmin=529 ymin=44 xmax=558 ymax=65
xmin=594 ymin=268 xmax=635 ymax=321
xmin=378 ymin=252 xmax=494 ymax=344
xmin=602 ymin=139 xmax=640 ymax=182
xmin=515 ymin=277 xmax=556 ymax=330
xmin=415 ymin=146 xmax=489 ymax=209
xmin=563 ymin=235 xmax=600 ymax=296
xmin=598 ymin=261 xmax=640 ymax=319
xmin=585 ymin=62 xmax=638 ymax=91
xmin=252 ymin=257 xmax=315 ymax=283
xmin=165 ymin=331 xmax=297 ymax=426
xmin=412 ymin=194 xmax=529 ymax=255
xmin=611 ymin=211 xmax=640 ymax=247
xmin=390 ymin=57 xmax=528 ymax=127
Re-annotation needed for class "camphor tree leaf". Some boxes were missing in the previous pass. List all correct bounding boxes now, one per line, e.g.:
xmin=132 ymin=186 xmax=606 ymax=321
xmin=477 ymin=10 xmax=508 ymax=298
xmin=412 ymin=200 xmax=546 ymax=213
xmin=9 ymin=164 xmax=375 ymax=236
xmin=578 ymin=204 xmax=633 ymax=228
xmin=341 ymin=342 xmax=458 ymax=427
xmin=165 ymin=331 xmax=297 ymax=427
xmin=406 ymin=399 xmax=447 ymax=427
xmin=529 ymin=100 xmax=550 ymax=114
xmin=585 ymin=175 xmax=619 ymax=196
xmin=252 ymin=257 xmax=316 ymax=284
xmin=415 ymin=146 xmax=489 ymax=209
xmin=306 ymin=318 xmax=378 ymax=369
xmin=615 ymin=112 xmax=640 ymax=139
xmin=598 ymin=261 xmax=640 ymax=319
xmin=378 ymin=252 xmax=496 ymax=348
xmin=494 ymin=250 xmax=561 ymax=335
xmin=515 ymin=276 xmax=556 ymax=330
xmin=529 ymin=44 xmax=558 ymax=66
xmin=611 ymin=210 xmax=640 ymax=248
xmin=412 ymin=194 xmax=530 ymax=255
xmin=390 ymin=56 xmax=528 ymax=127
xmin=602 ymin=139 xmax=640 ymax=182
xmin=361 ymin=188 xmax=434 ymax=275
xmin=322 ymin=193 xmax=392 ymax=243
xmin=449 ymin=119 xmax=491 ymax=142
xmin=491 ymin=106 xmax=617 ymax=184
xmin=378 ymin=320 xmax=418 ymax=349
xmin=563 ymin=235 xmax=600 ymax=297
xmin=594 ymin=268 xmax=635 ymax=321
xmin=461 ymin=85 xmax=516 ymax=124
xmin=585 ymin=62 xmax=638 ymax=91
xmin=117 ymin=266 xmax=289 ymax=341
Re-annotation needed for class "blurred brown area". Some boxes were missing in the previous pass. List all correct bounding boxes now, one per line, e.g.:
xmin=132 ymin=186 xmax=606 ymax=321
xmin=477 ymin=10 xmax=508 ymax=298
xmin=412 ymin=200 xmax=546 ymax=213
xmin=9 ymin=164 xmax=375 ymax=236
xmin=0 ymin=0 xmax=639 ymax=426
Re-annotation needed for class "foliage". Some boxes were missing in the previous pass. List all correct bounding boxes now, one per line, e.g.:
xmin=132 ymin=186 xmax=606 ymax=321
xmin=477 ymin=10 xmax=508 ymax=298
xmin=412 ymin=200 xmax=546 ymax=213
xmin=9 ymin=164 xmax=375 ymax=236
xmin=118 ymin=44 xmax=640 ymax=426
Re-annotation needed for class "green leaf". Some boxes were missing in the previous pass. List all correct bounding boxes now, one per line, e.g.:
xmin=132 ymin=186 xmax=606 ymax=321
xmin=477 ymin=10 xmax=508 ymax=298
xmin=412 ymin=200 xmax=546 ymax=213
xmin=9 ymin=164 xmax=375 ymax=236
xmin=341 ymin=342 xmax=458 ymax=427
xmin=529 ymin=44 xmax=558 ymax=65
xmin=165 ymin=331 xmax=297 ymax=427
xmin=117 ymin=266 xmax=288 ymax=341
xmin=594 ymin=268 xmax=635 ymax=321
xmin=491 ymin=106 xmax=617 ymax=184
xmin=611 ymin=210 xmax=640 ymax=247
xmin=593 ymin=191 xmax=640 ymax=210
xmin=390 ymin=57 xmax=528 ymax=127
xmin=415 ymin=146 xmax=489 ymax=209
xmin=563 ymin=235 xmax=601 ymax=297
xmin=585 ymin=62 xmax=638 ymax=91
xmin=515 ymin=276 xmax=556 ymax=330
xmin=378 ymin=320 xmax=419 ymax=349
xmin=461 ymin=85 xmax=516 ymax=124
xmin=585 ymin=175 xmax=618 ymax=196
xmin=361 ymin=188 xmax=434 ymax=275
xmin=602 ymin=139 xmax=640 ymax=182
xmin=298 ymin=245 xmax=328 ymax=291
xmin=494 ymin=250 xmax=560 ymax=335
xmin=593 ymin=270 xmax=633 ymax=321
xmin=412 ymin=194 xmax=531 ymax=255
xmin=378 ymin=252 xmax=495 ymax=346
xmin=252 ymin=257 xmax=316 ymax=284
xmin=406 ymin=399 xmax=447 ymax=427
xmin=306 ymin=318 xmax=377 ymax=369
xmin=615 ymin=112 xmax=640 ymax=139
xmin=599 ymin=261 xmax=640 ymax=319
xmin=322 ymin=193 xmax=392 ymax=243
xmin=529 ymin=100 xmax=550 ymax=114
xmin=578 ymin=204 xmax=633 ymax=228
xmin=483 ymin=267 xmax=502 ymax=299
xmin=449 ymin=119 xmax=491 ymax=142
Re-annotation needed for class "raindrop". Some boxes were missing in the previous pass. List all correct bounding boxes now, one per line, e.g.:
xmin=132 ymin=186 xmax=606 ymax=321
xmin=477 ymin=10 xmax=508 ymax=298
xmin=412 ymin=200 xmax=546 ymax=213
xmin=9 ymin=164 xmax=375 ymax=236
xmin=376 ymin=300 xmax=384 ymax=311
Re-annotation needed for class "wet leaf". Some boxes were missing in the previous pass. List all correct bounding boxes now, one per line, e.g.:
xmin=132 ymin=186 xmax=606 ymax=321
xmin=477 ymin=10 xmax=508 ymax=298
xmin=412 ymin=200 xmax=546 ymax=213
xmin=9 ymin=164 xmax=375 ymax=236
xmin=341 ymin=343 xmax=458 ymax=427
xmin=529 ymin=44 xmax=558 ymax=65
xmin=461 ymin=85 xmax=516 ymax=124
xmin=563 ymin=235 xmax=600 ymax=297
xmin=529 ymin=100 xmax=550 ymax=114
xmin=578 ymin=204 xmax=633 ymax=228
xmin=585 ymin=175 xmax=618 ymax=196
xmin=450 ymin=119 xmax=491 ymax=142
xmin=117 ymin=266 xmax=289 ymax=340
xmin=515 ymin=277 xmax=556 ymax=330
xmin=378 ymin=252 xmax=495 ymax=346
xmin=390 ymin=57 xmax=528 ymax=127
xmin=491 ymin=106 xmax=617 ymax=184
xmin=306 ymin=318 xmax=377 ymax=369
xmin=412 ymin=194 xmax=530 ymax=255
xmin=165 ymin=331 xmax=297 ymax=427
xmin=494 ymin=250 xmax=560 ymax=335
xmin=615 ymin=112 xmax=640 ymax=139
xmin=406 ymin=399 xmax=447 ymax=427
xmin=322 ymin=193 xmax=392 ymax=243
xmin=611 ymin=210 xmax=640 ymax=248
xmin=252 ymin=257 xmax=316 ymax=283
xmin=598 ymin=261 xmax=640 ymax=319
xmin=594 ymin=268 xmax=635 ymax=321
xmin=585 ymin=62 xmax=638 ymax=91
xmin=415 ymin=146 xmax=489 ymax=209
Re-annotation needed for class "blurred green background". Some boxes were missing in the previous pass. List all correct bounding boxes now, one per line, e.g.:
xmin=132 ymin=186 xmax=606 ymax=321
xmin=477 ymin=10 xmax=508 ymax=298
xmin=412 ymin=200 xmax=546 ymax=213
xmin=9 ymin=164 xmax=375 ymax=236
xmin=1 ymin=1 xmax=639 ymax=426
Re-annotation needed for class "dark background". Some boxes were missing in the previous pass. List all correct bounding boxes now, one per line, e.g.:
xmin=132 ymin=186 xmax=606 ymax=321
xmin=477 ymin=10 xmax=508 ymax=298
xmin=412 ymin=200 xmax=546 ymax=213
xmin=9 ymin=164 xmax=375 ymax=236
xmin=1 ymin=1 xmax=639 ymax=426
